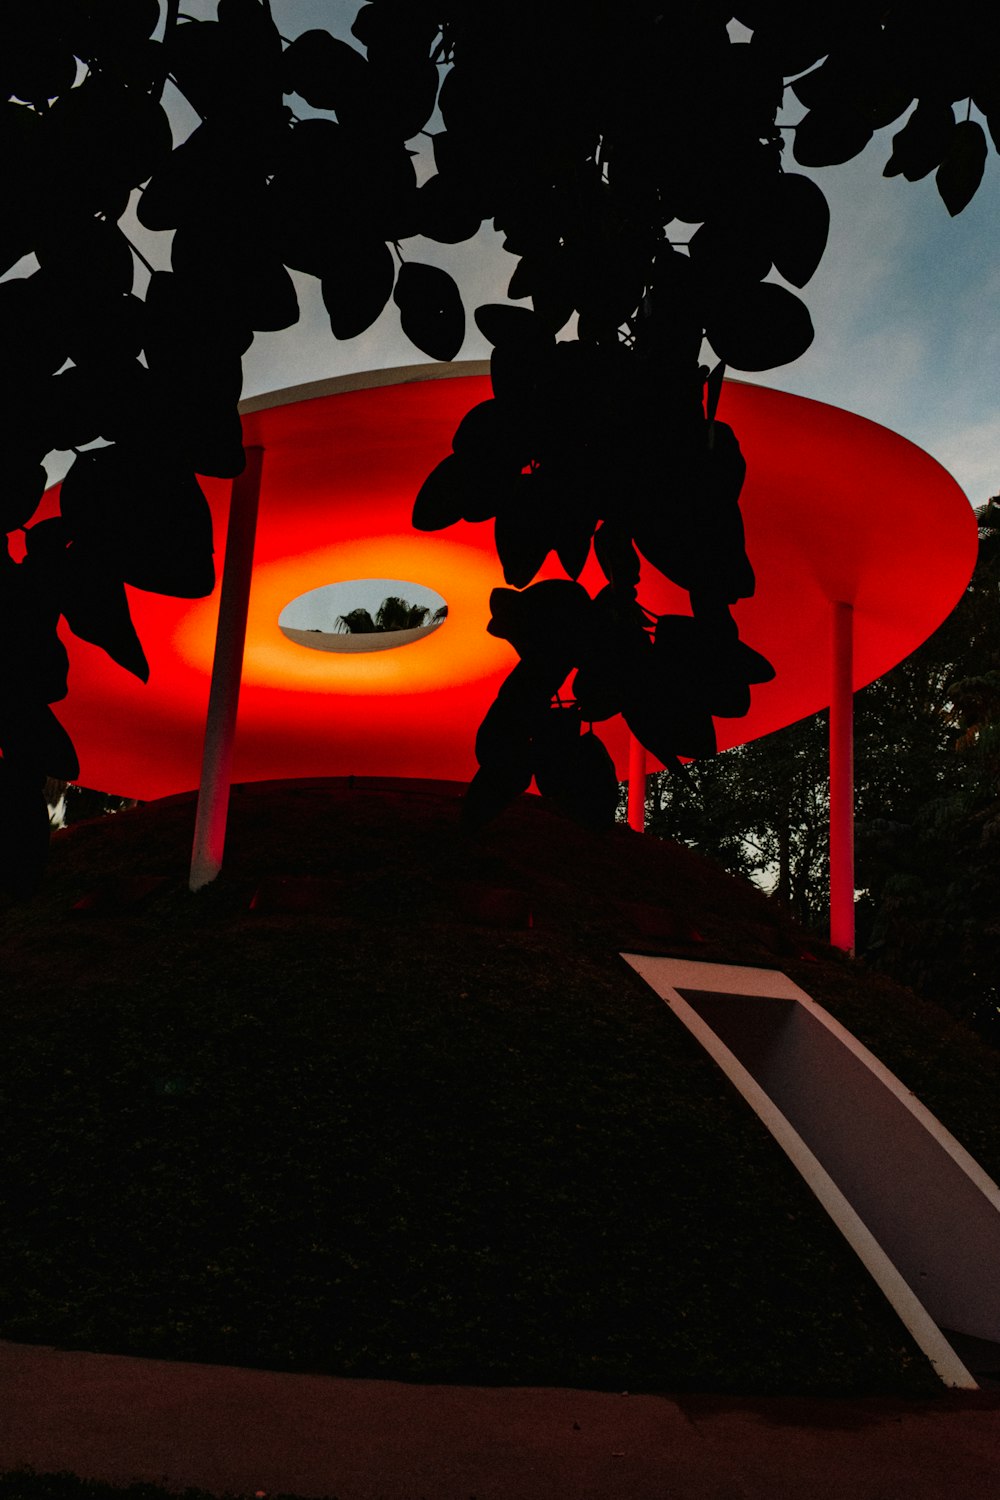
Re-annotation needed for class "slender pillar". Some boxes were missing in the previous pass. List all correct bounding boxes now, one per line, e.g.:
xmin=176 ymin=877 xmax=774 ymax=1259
xmin=627 ymin=733 xmax=647 ymax=833
xmin=829 ymin=600 xmax=855 ymax=954
xmin=189 ymin=446 xmax=264 ymax=891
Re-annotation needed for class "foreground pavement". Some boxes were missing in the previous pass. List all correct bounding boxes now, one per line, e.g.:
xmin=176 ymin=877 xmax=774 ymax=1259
xmin=2 ymin=1340 xmax=999 ymax=1500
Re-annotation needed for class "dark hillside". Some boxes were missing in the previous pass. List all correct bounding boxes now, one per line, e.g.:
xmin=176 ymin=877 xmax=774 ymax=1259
xmin=4 ymin=780 xmax=998 ymax=1395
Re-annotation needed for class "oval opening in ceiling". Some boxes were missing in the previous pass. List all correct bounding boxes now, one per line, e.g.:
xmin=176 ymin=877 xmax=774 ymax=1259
xmin=278 ymin=578 xmax=449 ymax=654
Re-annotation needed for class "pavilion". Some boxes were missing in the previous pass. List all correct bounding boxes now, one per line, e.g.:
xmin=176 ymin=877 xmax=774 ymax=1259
xmin=41 ymin=361 xmax=977 ymax=951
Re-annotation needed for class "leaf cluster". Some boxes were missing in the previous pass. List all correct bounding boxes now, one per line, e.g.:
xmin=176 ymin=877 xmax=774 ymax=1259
xmin=4 ymin=3 xmax=1000 ymax=882
xmin=765 ymin=3 xmax=1000 ymax=215
xmin=406 ymin=3 xmax=830 ymax=827
xmin=0 ymin=0 xmax=466 ymax=888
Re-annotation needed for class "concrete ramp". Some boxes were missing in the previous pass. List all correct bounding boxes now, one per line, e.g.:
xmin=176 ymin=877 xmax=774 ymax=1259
xmin=623 ymin=955 xmax=1000 ymax=1390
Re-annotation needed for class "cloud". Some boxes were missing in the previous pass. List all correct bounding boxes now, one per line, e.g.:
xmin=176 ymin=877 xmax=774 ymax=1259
xmin=924 ymin=412 xmax=1000 ymax=505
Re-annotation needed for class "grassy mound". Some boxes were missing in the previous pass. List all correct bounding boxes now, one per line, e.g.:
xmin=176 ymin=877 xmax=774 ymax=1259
xmin=4 ymin=779 xmax=999 ymax=1395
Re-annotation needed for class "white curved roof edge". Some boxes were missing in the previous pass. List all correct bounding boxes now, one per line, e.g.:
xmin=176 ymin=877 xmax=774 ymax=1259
xmin=239 ymin=360 xmax=492 ymax=416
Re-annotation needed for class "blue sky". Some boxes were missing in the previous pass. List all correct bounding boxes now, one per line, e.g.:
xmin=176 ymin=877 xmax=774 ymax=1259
xmin=757 ymin=127 xmax=1000 ymax=507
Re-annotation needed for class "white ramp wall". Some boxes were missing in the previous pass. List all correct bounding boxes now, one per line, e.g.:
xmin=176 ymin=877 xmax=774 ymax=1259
xmin=623 ymin=956 xmax=1000 ymax=1387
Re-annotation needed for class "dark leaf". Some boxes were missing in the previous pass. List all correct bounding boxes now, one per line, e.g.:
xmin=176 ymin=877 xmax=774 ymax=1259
xmin=171 ymin=220 xmax=299 ymax=334
xmin=652 ymin=612 xmax=772 ymax=720
xmin=0 ymin=272 xmax=70 ymax=380
xmin=0 ymin=102 xmax=47 ymax=275
xmin=532 ymin=703 xmax=584 ymax=792
xmin=0 ymin=549 xmax=69 ymax=704
xmin=452 ymin=399 xmax=533 ymax=473
xmin=45 ymin=366 xmax=111 ymax=451
xmin=571 ymin=655 xmax=623 ymax=723
xmin=488 ymin=334 xmax=557 ymax=410
xmin=704 ymin=282 xmax=814 ymax=371
xmin=361 ymin=55 xmax=440 ymax=139
xmin=416 ymin=174 xmax=483 ymax=244
xmin=139 ymin=370 xmax=247 ymax=480
xmin=624 ymin=683 xmax=717 ymax=764
xmin=61 ymin=544 xmax=150 ymax=681
xmin=737 ymin=640 xmax=776 ymax=685
xmin=48 ymin=358 xmax=157 ymax=455
xmin=0 ymin=700 xmax=78 ymax=779
xmin=320 ymin=240 xmax=395 ymax=339
xmin=793 ymin=106 xmax=873 ymax=168
xmin=282 ymin=29 xmax=369 ymax=113
xmin=494 ymin=477 xmax=554 ymax=588
xmin=705 ymin=361 xmax=726 ymax=425
xmin=486 ymin=579 xmax=593 ymax=662
xmin=689 ymin=218 xmax=772 ymax=287
xmin=36 ymin=216 xmax=135 ymax=299
xmin=554 ymin=512 xmax=593 ymax=582
xmin=0 ymin=458 xmax=47 ymax=533
xmin=75 ymin=0 xmax=161 ymax=51
xmin=704 ymin=425 xmax=754 ymax=601
xmin=63 ymin=291 xmax=145 ymax=371
xmin=625 ymin=705 xmax=705 ymax=769
xmin=350 ymin=0 xmax=438 ymax=64
xmin=474 ymin=662 xmax=551 ymax=766
xmin=412 ymin=453 xmax=469 ymax=531
xmin=143 ymin=270 xmax=253 ymax=373
xmin=794 ymin=41 xmax=910 ymax=129
xmin=393 ymin=261 xmax=465 ymax=362
xmin=572 ymin=585 xmax=651 ymax=723
xmin=593 ymin=523 xmax=640 ymax=594
xmin=494 ymin=492 xmax=554 ymax=585
xmin=507 ymin=252 xmax=575 ymax=335
xmin=936 ymin=120 xmax=988 ymax=216
xmin=462 ymin=758 xmax=533 ymax=831
xmin=167 ymin=17 xmax=281 ymax=121
xmin=270 ymin=117 xmax=417 ymax=254
xmin=632 ymin=423 xmax=752 ymax=603
xmin=884 ymin=101 xmax=955 ymax=183
xmin=58 ymin=446 xmax=215 ymax=598
xmin=46 ymin=76 xmax=172 ymax=204
xmin=474 ymin=303 xmax=555 ymax=352
xmin=536 ymin=725 xmax=619 ymax=830
xmin=744 ymin=9 xmax=828 ymax=77
xmin=0 ymin=758 xmax=51 ymax=898
xmin=7 ymin=36 xmax=77 ymax=107
xmin=138 ymin=120 xmax=264 ymax=232
xmin=770 ymin=173 xmax=830 ymax=287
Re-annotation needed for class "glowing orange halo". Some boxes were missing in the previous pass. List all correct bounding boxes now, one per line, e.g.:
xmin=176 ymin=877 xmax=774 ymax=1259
xmin=37 ymin=362 xmax=976 ymax=802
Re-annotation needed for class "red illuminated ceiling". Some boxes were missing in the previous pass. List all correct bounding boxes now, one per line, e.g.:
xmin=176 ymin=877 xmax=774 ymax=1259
xmin=39 ymin=363 xmax=978 ymax=800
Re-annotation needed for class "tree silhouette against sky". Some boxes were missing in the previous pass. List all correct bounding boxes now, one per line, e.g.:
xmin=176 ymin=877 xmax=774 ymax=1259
xmin=335 ymin=595 xmax=447 ymax=633
xmin=2 ymin=1 xmax=999 ymax=886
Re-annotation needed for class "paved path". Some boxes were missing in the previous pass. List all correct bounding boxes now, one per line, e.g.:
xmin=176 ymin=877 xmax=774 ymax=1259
xmin=2 ymin=1340 xmax=999 ymax=1499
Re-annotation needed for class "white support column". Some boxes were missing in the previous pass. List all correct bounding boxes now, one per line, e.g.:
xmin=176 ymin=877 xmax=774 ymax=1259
xmin=627 ymin=733 xmax=647 ymax=833
xmin=829 ymin=600 xmax=855 ymax=954
xmin=189 ymin=446 xmax=264 ymax=892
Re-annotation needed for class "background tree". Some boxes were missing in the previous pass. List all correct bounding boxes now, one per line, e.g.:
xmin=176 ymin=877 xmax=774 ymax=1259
xmin=334 ymin=595 xmax=447 ymax=633
xmin=647 ymin=500 xmax=1000 ymax=1043
xmin=644 ymin=711 xmax=830 ymax=930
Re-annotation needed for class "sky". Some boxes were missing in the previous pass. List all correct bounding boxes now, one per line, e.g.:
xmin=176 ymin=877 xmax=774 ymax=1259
xmin=37 ymin=2 xmax=1000 ymax=513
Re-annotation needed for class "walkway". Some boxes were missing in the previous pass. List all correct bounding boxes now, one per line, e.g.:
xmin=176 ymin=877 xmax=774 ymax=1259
xmin=2 ymin=1340 xmax=999 ymax=1499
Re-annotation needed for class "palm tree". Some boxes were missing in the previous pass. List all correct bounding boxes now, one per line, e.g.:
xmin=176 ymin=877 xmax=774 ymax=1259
xmin=335 ymin=598 xmax=448 ymax=634
xmin=374 ymin=596 xmax=431 ymax=632
xmin=334 ymin=607 xmax=377 ymax=634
